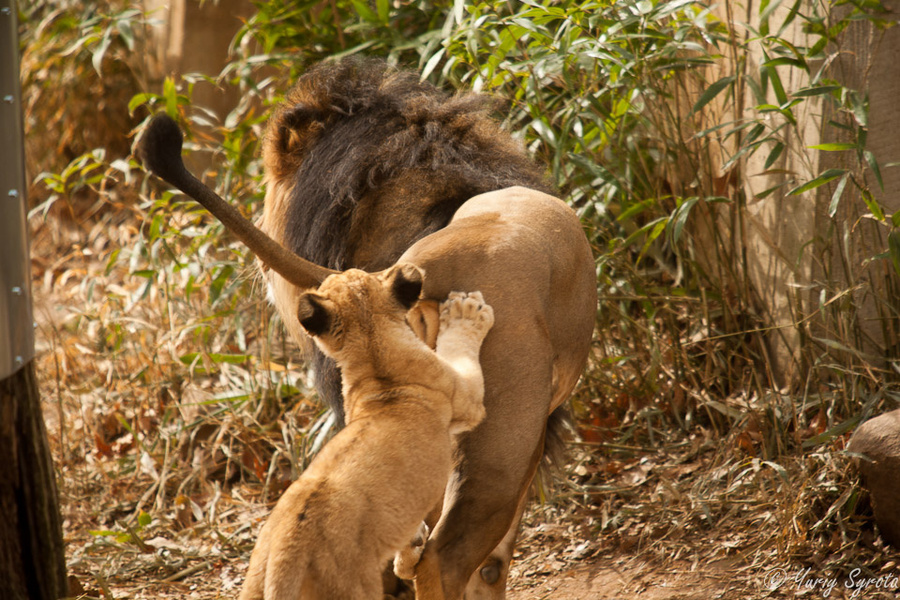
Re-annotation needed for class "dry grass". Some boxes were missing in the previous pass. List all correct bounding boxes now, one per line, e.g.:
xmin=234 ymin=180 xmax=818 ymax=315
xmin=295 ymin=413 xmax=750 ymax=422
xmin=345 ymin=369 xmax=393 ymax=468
xmin=20 ymin=2 xmax=900 ymax=598
xmin=31 ymin=199 xmax=898 ymax=597
xmin=29 ymin=178 xmax=336 ymax=597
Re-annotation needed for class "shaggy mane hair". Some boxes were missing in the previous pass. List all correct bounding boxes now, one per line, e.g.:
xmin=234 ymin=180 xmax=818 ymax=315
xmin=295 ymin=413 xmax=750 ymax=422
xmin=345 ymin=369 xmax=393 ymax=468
xmin=263 ymin=56 xmax=552 ymax=271
xmin=262 ymin=57 xmax=553 ymax=425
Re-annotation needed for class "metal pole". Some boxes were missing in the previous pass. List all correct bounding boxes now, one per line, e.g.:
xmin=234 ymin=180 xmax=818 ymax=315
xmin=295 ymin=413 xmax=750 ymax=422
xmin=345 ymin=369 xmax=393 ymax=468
xmin=0 ymin=0 xmax=35 ymax=379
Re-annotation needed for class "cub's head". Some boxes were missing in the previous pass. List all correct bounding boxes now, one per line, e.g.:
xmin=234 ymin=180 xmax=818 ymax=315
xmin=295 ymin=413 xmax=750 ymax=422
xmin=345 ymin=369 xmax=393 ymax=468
xmin=296 ymin=264 xmax=424 ymax=359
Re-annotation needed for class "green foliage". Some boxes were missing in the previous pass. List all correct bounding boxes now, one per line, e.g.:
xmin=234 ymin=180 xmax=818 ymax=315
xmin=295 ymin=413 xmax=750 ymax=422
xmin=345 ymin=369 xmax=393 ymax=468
xmin=21 ymin=0 xmax=900 ymax=585
xmin=20 ymin=0 xmax=145 ymax=220
xmin=223 ymin=0 xmax=450 ymax=92
xmin=436 ymin=0 xmax=724 ymax=203
xmin=396 ymin=0 xmax=899 ymax=455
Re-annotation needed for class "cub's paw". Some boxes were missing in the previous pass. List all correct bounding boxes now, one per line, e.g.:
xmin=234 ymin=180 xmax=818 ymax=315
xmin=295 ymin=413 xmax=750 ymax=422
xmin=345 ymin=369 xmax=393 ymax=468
xmin=393 ymin=522 xmax=429 ymax=580
xmin=440 ymin=291 xmax=494 ymax=341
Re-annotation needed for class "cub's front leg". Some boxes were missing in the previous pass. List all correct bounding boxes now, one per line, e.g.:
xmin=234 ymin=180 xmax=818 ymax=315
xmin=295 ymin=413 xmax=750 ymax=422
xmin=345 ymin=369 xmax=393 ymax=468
xmin=437 ymin=291 xmax=494 ymax=434
xmin=394 ymin=521 xmax=429 ymax=581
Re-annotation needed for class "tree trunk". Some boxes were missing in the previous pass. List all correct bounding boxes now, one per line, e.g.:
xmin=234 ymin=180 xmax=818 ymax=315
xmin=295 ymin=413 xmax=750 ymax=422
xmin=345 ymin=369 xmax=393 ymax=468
xmin=0 ymin=362 xmax=66 ymax=600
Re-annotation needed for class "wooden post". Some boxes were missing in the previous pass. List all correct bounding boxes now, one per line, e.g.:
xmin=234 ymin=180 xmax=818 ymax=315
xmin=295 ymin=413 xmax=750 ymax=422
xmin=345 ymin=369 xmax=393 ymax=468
xmin=0 ymin=1 xmax=67 ymax=598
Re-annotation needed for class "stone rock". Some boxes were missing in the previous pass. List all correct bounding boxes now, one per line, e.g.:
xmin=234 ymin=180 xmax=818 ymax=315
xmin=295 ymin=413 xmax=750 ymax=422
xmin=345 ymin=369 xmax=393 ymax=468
xmin=849 ymin=408 xmax=900 ymax=547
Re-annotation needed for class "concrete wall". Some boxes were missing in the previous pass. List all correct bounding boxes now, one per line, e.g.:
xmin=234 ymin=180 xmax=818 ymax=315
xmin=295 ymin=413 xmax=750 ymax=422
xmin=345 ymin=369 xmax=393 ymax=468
xmin=143 ymin=0 xmax=255 ymax=125
xmin=812 ymin=2 xmax=900 ymax=361
xmin=140 ymin=0 xmax=256 ymax=180
xmin=695 ymin=0 xmax=900 ymax=384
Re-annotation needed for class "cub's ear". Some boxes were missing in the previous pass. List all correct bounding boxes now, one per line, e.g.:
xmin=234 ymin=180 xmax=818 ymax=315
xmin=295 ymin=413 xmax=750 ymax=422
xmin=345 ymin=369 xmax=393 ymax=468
xmin=386 ymin=263 xmax=424 ymax=310
xmin=297 ymin=292 xmax=333 ymax=337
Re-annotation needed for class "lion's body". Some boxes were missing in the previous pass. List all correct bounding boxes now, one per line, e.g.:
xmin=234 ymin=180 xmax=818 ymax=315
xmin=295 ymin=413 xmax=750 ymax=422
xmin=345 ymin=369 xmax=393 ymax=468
xmin=259 ymin=59 xmax=553 ymax=419
xmin=397 ymin=188 xmax=595 ymax=599
xmin=254 ymin=59 xmax=596 ymax=600
xmin=239 ymin=269 xmax=493 ymax=600
xmin=138 ymin=56 xmax=596 ymax=600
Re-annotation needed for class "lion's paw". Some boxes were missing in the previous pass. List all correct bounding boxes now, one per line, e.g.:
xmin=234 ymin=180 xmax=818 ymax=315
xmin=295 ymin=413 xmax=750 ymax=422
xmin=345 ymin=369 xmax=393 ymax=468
xmin=393 ymin=522 xmax=429 ymax=580
xmin=440 ymin=291 xmax=494 ymax=341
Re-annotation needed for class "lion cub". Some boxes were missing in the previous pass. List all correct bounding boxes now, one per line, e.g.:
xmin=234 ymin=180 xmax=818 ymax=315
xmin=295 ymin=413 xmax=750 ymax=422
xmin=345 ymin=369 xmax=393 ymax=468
xmin=239 ymin=264 xmax=494 ymax=600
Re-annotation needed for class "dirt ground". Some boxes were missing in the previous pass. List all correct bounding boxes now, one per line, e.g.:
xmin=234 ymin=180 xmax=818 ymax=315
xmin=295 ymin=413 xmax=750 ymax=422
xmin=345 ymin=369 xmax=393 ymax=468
xmin=507 ymin=557 xmax=735 ymax=600
xmin=500 ymin=504 xmax=900 ymax=600
xmin=507 ymin=558 xmax=900 ymax=600
xmin=30 ymin=210 xmax=899 ymax=600
xmin=507 ymin=545 xmax=900 ymax=600
xmin=64 ymin=511 xmax=900 ymax=600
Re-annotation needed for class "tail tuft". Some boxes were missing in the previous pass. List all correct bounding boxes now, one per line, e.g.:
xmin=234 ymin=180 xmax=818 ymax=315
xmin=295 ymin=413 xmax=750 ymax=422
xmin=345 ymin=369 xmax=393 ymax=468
xmin=532 ymin=405 xmax=573 ymax=501
xmin=137 ymin=114 xmax=188 ymax=186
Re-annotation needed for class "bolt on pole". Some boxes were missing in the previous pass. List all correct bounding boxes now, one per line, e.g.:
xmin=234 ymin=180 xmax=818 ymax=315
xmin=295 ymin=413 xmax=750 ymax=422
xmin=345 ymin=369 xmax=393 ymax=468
xmin=0 ymin=0 xmax=36 ymax=379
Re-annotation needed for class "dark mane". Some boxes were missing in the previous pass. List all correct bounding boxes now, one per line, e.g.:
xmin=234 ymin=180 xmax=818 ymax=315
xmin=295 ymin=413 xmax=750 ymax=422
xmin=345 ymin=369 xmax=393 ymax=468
xmin=264 ymin=57 xmax=552 ymax=270
xmin=262 ymin=57 xmax=553 ymax=423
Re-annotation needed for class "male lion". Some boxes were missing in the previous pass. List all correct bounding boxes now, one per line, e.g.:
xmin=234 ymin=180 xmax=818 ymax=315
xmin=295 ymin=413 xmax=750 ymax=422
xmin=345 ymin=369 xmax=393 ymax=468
xmin=138 ymin=57 xmax=597 ymax=599
xmin=239 ymin=265 xmax=494 ymax=600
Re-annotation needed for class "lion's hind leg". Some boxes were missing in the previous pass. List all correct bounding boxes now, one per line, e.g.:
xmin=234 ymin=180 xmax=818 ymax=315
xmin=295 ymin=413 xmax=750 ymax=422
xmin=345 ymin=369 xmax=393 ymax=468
xmin=238 ymin=514 xmax=275 ymax=600
xmin=437 ymin=291 xmax=494 ymax=434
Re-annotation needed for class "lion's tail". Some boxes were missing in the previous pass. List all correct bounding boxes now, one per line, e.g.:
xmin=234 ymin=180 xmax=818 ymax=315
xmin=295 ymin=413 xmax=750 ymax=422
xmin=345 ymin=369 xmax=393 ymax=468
xmin=532 ymin=404 xmax=573 ymax=500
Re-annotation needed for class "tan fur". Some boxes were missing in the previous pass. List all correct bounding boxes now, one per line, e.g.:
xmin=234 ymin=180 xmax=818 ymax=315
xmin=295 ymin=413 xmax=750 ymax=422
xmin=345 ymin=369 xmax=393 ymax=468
xmin=139 ymin=65 xmax=597 ymax=598
xmin=260 ymin=186 xmax=596 ymax=599
xmin=238 ymin=267 xmax=494 ymax=600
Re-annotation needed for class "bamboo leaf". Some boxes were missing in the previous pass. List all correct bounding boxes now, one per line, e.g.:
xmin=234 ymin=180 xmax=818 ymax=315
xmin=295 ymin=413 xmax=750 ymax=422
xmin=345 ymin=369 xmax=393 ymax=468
xmin=376 ymin=0 xmax=390 ymax=23
xmin=623 ymin=217 xmax=667 ymax=249
xmin=849 ymin=92 xmax=869 ymax=127
xmin=808 ymin=142 xmax=857 ymax=151
xmin=351 ymin=0 xmax=378 ymax=23
xmin=690 ymin=76 xmax=735 ymax=115
xmin=617 ymin=199 xmax=655 ymax=223
xmin=889 ymin=230 xmax=900 ymax=276
xmin=137 ymin=510 xmax=152 ymax=529
xmin=128 ymin=92 xmax=156 ymax=115
xmin=764 ymin=141 xmax=785 ymax=169
xmin=91 ymin=30 xmax=112 ymax=75
xmin=668 ymin=197 xmax=699 ymax=244
xmin=865 ymin=150 xmax=884 ymax=191
xmin=755 ymin=181 xmax=789 ymax=200
xmin=163 ymin=77 xmax=178 ymax=118
xmin=763 ymin=51 xmax=789 ymax=106
xmin=793 ymin=85 xmax=841 ymax=98
xmin=827 ymin=172 xmax=850 ymax=217
xmin=860 ymin=188 xmax=885 ymax=221
xmin=762 ymin=56 xmax=808 ymax=72
xmin=453 ymin=0 xmax=465 ymax=24
xmin=788 ymin=169 xmax=847 ymax=196
xmin=421 ymin=49 xmax=444 ymax=81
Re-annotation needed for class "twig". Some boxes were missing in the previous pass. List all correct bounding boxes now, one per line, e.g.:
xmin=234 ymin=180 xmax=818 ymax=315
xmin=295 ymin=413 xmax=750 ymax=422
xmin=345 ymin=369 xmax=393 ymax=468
xmin=161 ymin=559 xmax=214 ymax=583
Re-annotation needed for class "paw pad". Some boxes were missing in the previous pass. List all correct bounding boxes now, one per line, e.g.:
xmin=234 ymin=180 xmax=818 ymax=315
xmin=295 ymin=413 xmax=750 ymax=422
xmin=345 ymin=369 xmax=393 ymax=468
xmin=440 ymin=291 xmax=494 ymax=336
